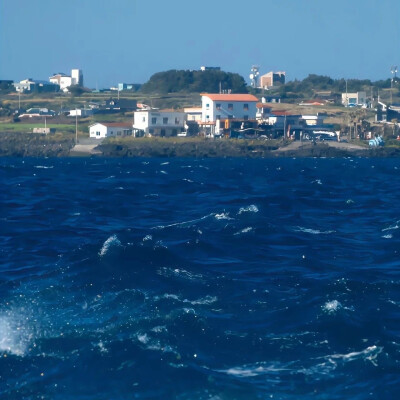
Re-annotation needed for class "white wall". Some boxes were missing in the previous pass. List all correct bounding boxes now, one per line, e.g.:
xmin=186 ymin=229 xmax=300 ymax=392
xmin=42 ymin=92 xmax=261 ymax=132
xmin=89 ymin=123 xmax=131 ymax=139
xmin=133 ymin=111 xmax=186 ymax=135
xmin=201 ymin=96 xmax=257 ymax=122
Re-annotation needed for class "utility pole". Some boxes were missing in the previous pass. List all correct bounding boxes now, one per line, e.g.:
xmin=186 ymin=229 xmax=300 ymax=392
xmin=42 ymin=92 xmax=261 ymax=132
xmin=75 ymin=108 xmax=78 ymax=144
xmin=391 ymin=66 xmax=397 ymax=105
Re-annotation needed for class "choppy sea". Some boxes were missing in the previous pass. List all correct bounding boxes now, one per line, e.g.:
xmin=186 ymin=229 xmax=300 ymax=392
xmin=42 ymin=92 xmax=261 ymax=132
xmin=1 ymin=157 xmax=400 ymax=399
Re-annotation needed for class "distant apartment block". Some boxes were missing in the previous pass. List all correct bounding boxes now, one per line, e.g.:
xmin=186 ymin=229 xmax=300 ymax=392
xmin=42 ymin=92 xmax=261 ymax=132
xmin=49 ymin=69 xmax=83 ymax=92
xmin=341 ymin=91 xmax=367 ymax=107
xmin=259 ymin=71 xmax=286 ymax=89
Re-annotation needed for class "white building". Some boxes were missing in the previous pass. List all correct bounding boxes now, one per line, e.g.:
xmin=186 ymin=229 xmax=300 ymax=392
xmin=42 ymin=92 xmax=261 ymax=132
xmin=89 ymin=123 xmax=132 ymax=139
xmin=133 ymin=110 xmax=186 ymax=136
xmin=201 ymin=93 xmax=259 ymax=123
xmin=13 ymin=79 xmax=58 ymax=93
xmin=50 ymin=69 xmax=83 ymax=92
xmin=184 ymin=107 xmax=202 ymax=122
xmin=341 ymin=91 xmax=367 ymax=107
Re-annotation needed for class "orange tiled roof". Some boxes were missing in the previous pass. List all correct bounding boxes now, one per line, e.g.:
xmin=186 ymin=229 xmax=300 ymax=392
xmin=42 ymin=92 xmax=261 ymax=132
xmin=201 ymin=93 xmax=258 ymax=102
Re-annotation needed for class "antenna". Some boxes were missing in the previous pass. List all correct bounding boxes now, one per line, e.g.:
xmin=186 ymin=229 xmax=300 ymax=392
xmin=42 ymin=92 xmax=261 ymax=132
xmin=391 ymin=66 xmax=397 ymax=104
xmin=250 ymin=65 xmax=260 ymax=88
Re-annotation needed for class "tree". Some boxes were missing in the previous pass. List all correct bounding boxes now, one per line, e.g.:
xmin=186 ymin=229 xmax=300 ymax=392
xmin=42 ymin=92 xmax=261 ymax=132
xmin=68 ymin=85 xmax=85 ymax=96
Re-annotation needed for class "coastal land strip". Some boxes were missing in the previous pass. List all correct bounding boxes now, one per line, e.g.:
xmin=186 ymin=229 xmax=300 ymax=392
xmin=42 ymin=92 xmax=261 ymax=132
xmin=1 ymin=132 xmax=400 ymax=158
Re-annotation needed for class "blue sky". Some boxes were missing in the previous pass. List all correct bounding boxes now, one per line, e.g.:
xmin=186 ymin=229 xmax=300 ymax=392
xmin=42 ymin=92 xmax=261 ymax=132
xmin=1 ymin=0 xmax=399 ymax=88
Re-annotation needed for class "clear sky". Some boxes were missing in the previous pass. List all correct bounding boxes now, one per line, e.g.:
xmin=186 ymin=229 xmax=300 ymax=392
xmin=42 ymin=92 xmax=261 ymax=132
xmin=1 ymin=0 xmax=399 ymax=88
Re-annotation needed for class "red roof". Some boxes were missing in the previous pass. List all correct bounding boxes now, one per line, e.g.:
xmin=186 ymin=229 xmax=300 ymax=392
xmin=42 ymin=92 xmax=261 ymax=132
xmin=201 ymin=93 xmax=258 ymax=102
xmin=256 ymin=102 xmax=272 ymax=109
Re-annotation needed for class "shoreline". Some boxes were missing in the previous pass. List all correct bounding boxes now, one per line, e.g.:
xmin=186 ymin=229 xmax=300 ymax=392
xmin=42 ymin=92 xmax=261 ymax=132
xmin=1 ymin=132 xmax=400 ymax=158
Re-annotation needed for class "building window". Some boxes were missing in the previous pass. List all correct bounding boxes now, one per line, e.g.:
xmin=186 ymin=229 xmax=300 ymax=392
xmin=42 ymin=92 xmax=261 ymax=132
xmin=228 ymin=103 xmax=233 ymax=110
xmin=96 ymin=131 xmax=100 ymax=136
xmin=110 ymin=131 xmax=114 ymax=135
xmin=149 ymin=128 xmax=154 ymax=134
xmin=117 ymin=131 xmax=121 ymax=136
xmin=243 ymin=103 xmax=249 ymax=110
xmin=216 ymin=115 xmax=221 ymax=119
xmin=142 ymin=117 xmax=145 ymax=122
xmin=244 ymin=115 xmax=249 ymax=120
xmin=163 ymin=117 xmax=168 ymax=124
xmin=206 ymin=115 xmax=210 ymax=120
xmin=151 ymin=117 xmax=157 ymax=125
xmin=172 ymin=129 xmax=177 ymax=136
xmin=175 ymin=117 xmax=180 ymax=124
xmin=216 ymin=103 xmax=221 ymax=110
xmin=206 ymin=103 xmax=210 ymax=108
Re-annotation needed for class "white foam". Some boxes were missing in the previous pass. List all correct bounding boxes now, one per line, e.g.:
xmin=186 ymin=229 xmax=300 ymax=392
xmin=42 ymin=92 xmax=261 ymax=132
xmin=294 ymin=226 xmax=335 ymax=235
xmin=34 ymin=165 xmax=54 ymax=169
xmin=99 ymin=234 xmax=122 ymax=256
xmin=382 ymin=220 xmax=399 ymax=232
xmin=238 ymin=205 xmax=259 ymax=214
xmin=0 ymin=313 xmax=33 ymax=356
xmin=329 ymin=345 xmax=383 ymax=366
xmin=234 ymin=227 xmax=253 ymax=235
xmin=322 ymin=300 xmax=342 ymax=313
xmin=215 ymin=212 xmax=234 ymax=220
xmin=221 ymin=361 xmax=292 ymax=377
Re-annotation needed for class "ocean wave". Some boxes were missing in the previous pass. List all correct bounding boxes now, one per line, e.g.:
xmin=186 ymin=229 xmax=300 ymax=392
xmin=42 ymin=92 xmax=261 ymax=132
xmin=238 ymin=205 xmax=259 ymax=214
xmin=294 ymin=226 xmax=335 ymax=235
xmin=234 ymin=227 xmax=253 ymax=235
xmin=215 ymin=212 xmax=234 ymax=220
xmin=0 ymin=311 xmax=35 ymax=356
xmin=329 ymin=345 xmax=383 ymax=364
xmin=382 ymin=220 xmax=399 ymax=232
xmin=99 ymin=234 xmax=122 ymax=257
xmin=322 ymin=300 xmax=342 ymax=313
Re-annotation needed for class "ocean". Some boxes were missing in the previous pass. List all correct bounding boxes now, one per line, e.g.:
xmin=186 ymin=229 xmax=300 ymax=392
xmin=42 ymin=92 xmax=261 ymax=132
xmin=1 ymin=157 xmax=399 ymax=399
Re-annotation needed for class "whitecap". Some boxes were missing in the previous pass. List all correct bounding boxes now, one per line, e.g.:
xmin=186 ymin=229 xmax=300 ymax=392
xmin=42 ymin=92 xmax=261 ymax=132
xmin=382 ymin=220 xmax=399 ymax=232
xmin=0 ymin=313 xmax=34 ymax=356
xmin=382 ymin=234 xmax=393 ymax=239
xmin=329 ymin=345 xmax=383 ymax=366
xmin=322 ymin=300 xmax=342 ymax=313
xmin=34 ymin=165 xmax=54 ymax=169
xmin=294 ymin=226 xmax=335 ymax=235
xmin=152 ymin=213 xmax=213 ymax=229
xmin=143 ymin=234 xmax=153 ymax=242
xmin=183 ymin=178 xmax=194 ymax=183
xmin=215 ymin=212 xmax=234 ymax=220
xmin=220 ymin=361 xmax=292 ymax=378
xmin=99 ymin=234 xmax=122 ymax=257
xmin=238 ymin=205 xmax=259 ymax=214
xmin=234 ymin=227 xmax=253 ymax=235
xmin=159 ymin=170 xmax=168 ymax=174
xmin=311 ymin=179 xmax=322 ymax=185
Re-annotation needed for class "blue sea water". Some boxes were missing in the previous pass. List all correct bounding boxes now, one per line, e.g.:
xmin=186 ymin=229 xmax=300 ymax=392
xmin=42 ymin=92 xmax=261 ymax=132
xmin=1 ymin=157 xmax=400 ymax=400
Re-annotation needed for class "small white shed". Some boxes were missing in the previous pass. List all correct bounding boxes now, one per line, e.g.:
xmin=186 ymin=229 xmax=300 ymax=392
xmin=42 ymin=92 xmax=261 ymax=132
xmin=89 ymin=123 xmax=132 ymax=139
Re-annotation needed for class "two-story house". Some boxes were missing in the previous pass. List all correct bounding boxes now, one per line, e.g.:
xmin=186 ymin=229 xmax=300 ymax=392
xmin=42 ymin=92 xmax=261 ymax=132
xmin=133 ymin=110 xmax=186 ymax=137
xmin=200 ymin=93 xmax=259 ymax=136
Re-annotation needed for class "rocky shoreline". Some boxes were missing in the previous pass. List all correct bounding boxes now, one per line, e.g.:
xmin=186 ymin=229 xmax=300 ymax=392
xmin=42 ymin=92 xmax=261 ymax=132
xmin=1 ymin=132 xmax=400 ymax=158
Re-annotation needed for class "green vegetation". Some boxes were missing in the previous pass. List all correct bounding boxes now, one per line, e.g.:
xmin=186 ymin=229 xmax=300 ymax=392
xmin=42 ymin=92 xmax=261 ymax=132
xmin=259 ymin=74 xmax=400 ymax=104
xmin=140 ymin=70 xmax=248 ymax=94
